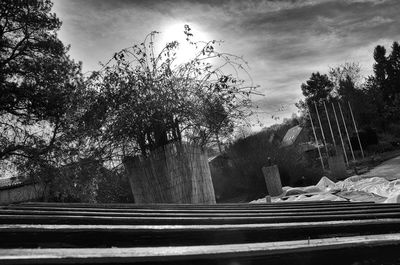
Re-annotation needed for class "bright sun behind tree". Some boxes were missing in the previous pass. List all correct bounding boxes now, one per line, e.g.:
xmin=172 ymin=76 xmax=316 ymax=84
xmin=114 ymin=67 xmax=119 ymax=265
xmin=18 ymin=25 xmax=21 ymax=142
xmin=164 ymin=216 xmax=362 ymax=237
xmin=159 ymin=22 xmax=211 ymax=64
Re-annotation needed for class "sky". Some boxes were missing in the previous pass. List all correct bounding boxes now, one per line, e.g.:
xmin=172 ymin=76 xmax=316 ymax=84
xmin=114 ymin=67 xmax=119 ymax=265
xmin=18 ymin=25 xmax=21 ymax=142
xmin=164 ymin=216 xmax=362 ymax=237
xmin=52 ymin=0 xmax=400 ymax=130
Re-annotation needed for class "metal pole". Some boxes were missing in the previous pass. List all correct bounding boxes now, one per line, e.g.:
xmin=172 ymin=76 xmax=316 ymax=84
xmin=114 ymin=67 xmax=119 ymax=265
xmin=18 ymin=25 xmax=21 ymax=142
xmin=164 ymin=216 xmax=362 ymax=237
xmin=314 ymin=102 xmax=329 ymax=156
xmin=339 ymin=102 xmax=356 ymax=162
xmin=332 ymin=102 xmax=349 ymax=166
xmin=323 ymin=101 xmax=337 ymax=153
xmin=308 ymin=107 xmax=325 ymax=170
xmin=348 ymin=101 xmax=365 ymax=158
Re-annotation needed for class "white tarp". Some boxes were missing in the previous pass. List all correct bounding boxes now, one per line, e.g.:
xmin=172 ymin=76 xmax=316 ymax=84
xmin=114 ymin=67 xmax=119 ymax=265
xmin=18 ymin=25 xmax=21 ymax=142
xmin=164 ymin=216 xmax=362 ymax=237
xmin=251 ymin=175 xmax=400 ymax=203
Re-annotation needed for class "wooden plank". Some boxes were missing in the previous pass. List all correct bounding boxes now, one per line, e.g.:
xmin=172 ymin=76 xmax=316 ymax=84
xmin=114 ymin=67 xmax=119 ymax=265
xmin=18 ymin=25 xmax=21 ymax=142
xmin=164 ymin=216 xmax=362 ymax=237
xmin=4 ymin=203 xmax=399 ymax=213
xmin=2 ymin=212 xmax=400 ymax=225
xmin=2 ymin=218 xmax=400 ymax=232
xmin=2 ymin=207 xmax=400 ymax=218
xmin=1 ymin=218 xmax=400 ymax=248
xmin=1 ymin=218 xmax=400 ymax=249
xmin=20 ymin=201 xmax=352 ymax=205
xmin=1 ymin=233 xmax=400 ymax=264
xmin=15 ymin=201 xmax=355 ymax=209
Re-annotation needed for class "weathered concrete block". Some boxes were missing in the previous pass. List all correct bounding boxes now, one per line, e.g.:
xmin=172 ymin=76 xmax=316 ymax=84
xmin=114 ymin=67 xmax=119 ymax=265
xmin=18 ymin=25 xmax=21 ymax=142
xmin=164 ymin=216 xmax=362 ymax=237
xmin=262 ymin=165 xmax=283 ymax=197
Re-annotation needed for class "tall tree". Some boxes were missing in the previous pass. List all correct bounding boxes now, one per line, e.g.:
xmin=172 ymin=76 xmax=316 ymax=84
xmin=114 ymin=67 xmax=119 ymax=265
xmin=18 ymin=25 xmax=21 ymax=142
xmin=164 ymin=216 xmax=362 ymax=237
xmin=330 ymin=63 xmax=369 ymax=126
xmin=373 ymin=45 xmax=388 ymax=101
xmin=296 ymin=72 xmax=333 ymax=113
xmin=0 ymin=0 xmax=82 ymax=178
xmin=296 ymin=72 xmax=336 ymax=149
xmin=337 ymin=75 xmax=373 ymax=127
xmin=387 ymin=42 xmax=400 ymax=100
xmin=371 ymin=42 xmax=400 ymax=124
xmin=329 ymin=62 xmax=362 ymax=94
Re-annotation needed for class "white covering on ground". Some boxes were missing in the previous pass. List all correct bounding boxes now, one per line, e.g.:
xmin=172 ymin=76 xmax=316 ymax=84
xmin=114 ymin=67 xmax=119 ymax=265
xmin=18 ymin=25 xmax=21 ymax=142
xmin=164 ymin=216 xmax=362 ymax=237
xmin=251 ymin=176 xmax=400 ymax=203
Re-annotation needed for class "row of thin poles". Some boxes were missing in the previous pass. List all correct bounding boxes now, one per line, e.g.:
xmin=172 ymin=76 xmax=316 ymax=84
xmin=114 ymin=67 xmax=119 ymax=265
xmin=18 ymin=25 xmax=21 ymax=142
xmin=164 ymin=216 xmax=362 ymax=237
xmin=308 ymin=101 xmax=365 ymax=171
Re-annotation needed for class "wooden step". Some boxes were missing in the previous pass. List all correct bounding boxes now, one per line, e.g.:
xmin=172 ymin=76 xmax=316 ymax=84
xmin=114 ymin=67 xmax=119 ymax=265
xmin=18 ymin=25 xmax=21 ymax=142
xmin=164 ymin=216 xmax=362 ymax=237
xmin=1 ymin=233 xmax=400 ymax=265
xmin=1 ymin=219 xmax=400 ymax=248
xmin=3 ymin=202 xmax=400 ymax=264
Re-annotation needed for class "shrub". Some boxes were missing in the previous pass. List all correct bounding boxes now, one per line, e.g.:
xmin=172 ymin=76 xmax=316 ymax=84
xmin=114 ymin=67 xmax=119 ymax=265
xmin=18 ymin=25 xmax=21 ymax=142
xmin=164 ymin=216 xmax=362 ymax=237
xmin=216 ymin=126 xmax=323 ymax=201
xmin=46 ymin=159 xmax=133 ymax=203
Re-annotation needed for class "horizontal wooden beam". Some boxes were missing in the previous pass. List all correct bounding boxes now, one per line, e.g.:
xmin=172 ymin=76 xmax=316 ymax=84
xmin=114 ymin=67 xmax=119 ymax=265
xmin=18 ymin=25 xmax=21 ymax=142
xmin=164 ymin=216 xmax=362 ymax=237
xmin=2 ymin=218 xmax=400 ymax=232
xmin=1 ymin=218 xmax=400 ymax=248
xmin=2 ymin=212 xmax=400 ymax=225
xmin=15 ymin=201 xmax=357 ymax=209
xmin=1 ymin=233 xmax=400 ymax=264
xmin=4 ymin=203 xmax=399 ymax=213
xmin=2 ymin=207 xmax=400 ymax=218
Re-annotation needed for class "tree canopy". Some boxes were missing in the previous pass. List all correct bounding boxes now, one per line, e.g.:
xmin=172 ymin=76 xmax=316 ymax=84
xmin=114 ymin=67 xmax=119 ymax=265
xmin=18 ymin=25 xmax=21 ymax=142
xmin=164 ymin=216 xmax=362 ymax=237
xmin=0 ymin=0 xmax=83 ymax=179
xmin=296 ymin=41 xmax=400 ymax=141
xmin=86 ymin=27 xmax=257 ymax=158
xmin=296 ymin=72 xmax=333 ymax=116
xmin=372 ymin=42 xmax=400 ymax=123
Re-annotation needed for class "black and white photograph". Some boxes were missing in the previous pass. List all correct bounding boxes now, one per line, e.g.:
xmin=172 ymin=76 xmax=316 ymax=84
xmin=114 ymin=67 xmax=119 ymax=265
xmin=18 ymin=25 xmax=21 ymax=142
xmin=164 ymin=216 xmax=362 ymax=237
xmin=2 ymin=0 xmax=400 ymax=264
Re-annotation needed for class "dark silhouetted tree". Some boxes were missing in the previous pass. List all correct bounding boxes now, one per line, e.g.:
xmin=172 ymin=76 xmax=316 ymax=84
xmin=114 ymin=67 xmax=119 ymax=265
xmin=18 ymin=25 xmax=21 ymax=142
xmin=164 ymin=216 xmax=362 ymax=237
xmin=330 ymin=62 xmax=362 ymax=94
xmin=0 ymin=0 xmax=83 ymax=179
xmin=296 ymin=72 xmax=334 ymax=116
xmin=371 ymin=42 xmax=400 ymax=125
xmin=387 ymin=42 xmax=400 ymax=101
xmin=373 ymin=45 xmax=388 ymax=101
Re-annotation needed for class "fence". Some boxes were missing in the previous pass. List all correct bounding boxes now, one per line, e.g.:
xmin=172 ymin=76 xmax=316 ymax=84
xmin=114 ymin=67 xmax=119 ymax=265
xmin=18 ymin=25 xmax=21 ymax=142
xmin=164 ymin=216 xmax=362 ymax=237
xmin=0 ymin=183 xmax=46 ymax=205
xmin=124 ymin=142 xmax=216 ymax=204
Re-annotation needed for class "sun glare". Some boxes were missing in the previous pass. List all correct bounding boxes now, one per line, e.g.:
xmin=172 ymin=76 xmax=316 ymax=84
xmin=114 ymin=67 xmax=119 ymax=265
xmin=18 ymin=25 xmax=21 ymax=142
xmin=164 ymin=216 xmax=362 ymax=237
xmin=158 ymin=22 xmax=210 ymax=64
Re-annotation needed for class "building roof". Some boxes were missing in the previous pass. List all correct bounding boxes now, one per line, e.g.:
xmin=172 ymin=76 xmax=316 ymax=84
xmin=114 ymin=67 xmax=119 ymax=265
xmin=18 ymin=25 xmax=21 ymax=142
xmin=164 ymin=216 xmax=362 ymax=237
xmin=298 ymin=142 xmax=321 ymax=152
xmin=281 ymin=125 xmax=303 ymax=147
xmin=0 ymin=177 xmax=23 ymax=190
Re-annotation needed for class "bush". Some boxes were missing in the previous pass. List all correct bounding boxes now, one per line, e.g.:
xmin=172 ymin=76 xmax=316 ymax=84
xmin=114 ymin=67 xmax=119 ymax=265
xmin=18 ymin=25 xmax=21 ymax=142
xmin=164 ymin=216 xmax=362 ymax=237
xmin=215 ymin=126 xmax=323 ymax=202
xmin=366 ymin=142 xmax=394 ymax=154
xmin=387 ymin=124 xmax=400 ymax=139
xmin=46 ymin=159 xmax=134 ymax=203
xmin=96 ymin=172 xmax=134 ymax=203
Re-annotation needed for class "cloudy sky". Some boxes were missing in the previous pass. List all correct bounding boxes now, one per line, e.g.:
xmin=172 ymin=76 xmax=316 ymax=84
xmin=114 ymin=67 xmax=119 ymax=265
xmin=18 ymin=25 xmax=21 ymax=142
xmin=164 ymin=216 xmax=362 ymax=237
xmin=52 ymin=0 xmax=400 ymax=129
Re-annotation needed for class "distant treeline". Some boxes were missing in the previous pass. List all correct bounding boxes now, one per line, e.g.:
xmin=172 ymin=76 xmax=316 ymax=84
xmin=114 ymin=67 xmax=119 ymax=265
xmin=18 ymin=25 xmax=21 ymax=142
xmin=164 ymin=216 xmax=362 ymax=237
xmin=297 ymin=42 xmax=400 ymax=138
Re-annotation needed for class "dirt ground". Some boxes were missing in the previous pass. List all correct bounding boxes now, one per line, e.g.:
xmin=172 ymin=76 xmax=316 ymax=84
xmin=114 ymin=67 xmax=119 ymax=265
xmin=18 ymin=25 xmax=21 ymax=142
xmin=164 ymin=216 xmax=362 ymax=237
xmin=361 ymin=155 xmax=400 ymax=180
xmin=349 ymin=149 xmax=400 ymax=177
